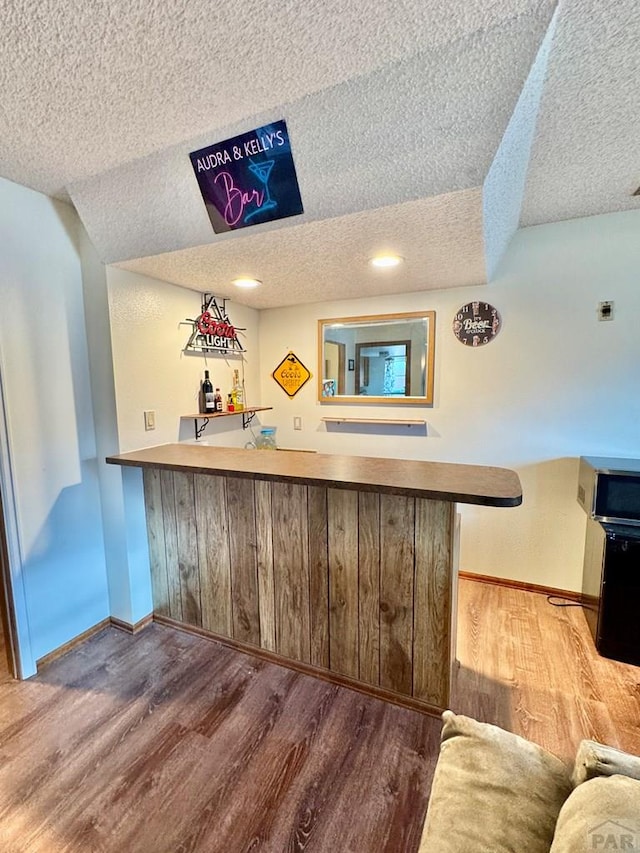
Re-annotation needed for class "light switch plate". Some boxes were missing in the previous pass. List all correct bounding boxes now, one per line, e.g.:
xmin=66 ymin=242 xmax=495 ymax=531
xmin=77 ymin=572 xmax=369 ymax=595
xmin=144 ymin=410 xmax=156 ymax=430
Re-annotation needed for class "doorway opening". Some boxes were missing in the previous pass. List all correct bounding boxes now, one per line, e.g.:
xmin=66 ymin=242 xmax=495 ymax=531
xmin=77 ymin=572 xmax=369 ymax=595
xmin=323 ymin=340 xmax=346 ymax=395
xmin=355 ymin=339 xmax=411 ymax=397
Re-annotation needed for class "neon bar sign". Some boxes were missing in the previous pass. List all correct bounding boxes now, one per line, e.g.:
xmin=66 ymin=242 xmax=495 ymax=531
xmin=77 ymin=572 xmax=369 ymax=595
xmin=184 ymin=294 xmax=245 ymax=354
xmin=189 ymin=119 xmax=304 ymax=233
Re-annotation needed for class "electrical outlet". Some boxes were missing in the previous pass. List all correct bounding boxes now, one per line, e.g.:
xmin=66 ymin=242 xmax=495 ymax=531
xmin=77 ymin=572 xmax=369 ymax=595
xmin=293 ymin=416 xmax=302 ymax=430
xmin=598 ymin=301 xmax=614 ymax=321
xmin=144 ymin=410 xmax=156 ymax=431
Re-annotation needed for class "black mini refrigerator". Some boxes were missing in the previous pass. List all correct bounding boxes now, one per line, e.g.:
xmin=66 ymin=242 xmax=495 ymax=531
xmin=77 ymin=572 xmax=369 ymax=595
xmin=582 ymin=518 xmax=640 ymax=666
xmin=579 ymin=457 xmax=640 ymax=666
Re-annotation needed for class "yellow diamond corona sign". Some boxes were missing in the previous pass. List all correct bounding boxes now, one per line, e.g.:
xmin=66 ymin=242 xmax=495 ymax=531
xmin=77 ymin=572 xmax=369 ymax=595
xmin=272 ymin=352 xmax=312 ymax=398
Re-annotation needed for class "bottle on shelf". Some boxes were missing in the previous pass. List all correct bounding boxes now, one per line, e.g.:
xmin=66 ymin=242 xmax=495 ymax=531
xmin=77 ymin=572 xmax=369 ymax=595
xmin=214 ymin=388 xmax=223 ymax=413
xmin=227 ymin=393 xmax=235 ymax=413
xmin=202 ymin=370 xmax=215 ymax=413
xmin=231 ymin=369 xmax=244 ymax=412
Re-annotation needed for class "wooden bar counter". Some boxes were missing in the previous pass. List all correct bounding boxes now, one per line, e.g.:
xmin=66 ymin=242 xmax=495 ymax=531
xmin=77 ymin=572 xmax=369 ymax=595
xmin=107 ymin=444 xmax=522 ymax=714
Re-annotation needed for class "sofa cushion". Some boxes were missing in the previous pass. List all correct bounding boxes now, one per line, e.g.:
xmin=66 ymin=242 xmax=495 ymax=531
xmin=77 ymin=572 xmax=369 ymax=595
xmin=572 ymin=739 xmax=640 ymax=787
xmin=549 ymin=775 xmax=640 ymax=852
xmin=418 ymin=711 xmax=572 ymax=853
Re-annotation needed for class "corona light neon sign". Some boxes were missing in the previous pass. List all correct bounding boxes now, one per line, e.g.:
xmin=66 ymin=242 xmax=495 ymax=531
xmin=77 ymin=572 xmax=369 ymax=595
xmin=184 ymin=294 xmax=245 ymax=354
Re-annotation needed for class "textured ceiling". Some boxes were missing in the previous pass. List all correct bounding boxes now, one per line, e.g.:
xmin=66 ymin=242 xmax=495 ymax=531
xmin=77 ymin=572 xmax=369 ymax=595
xmin=0 ymin=0 xmax=638 ymax=308
xmin=69 ymin=5 xmax=555 ymax=265
xmin=520 ymin=0 xmax=640 ymax=225
xmin=0 ymin=0 xmax=553 ymax=198
xmin=117 ymin=189 xmax=485 ymax=309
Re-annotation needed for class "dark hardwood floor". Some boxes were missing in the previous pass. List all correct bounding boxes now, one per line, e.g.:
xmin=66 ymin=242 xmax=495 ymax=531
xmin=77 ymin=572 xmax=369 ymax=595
xmin=0 ymin=579 xmax=638 ymax=851
xmin=0 ymin=622 xmax=439 ymax=852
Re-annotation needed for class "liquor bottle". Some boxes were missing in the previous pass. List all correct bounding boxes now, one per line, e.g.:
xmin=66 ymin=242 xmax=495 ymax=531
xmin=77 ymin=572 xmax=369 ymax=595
xmin=227 ymin=393 xmax=235 ymax=413
xmin=232 ymin=369 xmax=244 ymax=412
xmin=214 ymin=388 xmax=223 ymax=413
xmin=202 ymin=370 xmax=215 ymax=413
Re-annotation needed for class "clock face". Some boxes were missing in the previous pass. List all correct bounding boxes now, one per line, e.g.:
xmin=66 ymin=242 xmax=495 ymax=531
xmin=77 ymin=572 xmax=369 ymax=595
xmin=453 ymin=302 xmax=501 ymax=347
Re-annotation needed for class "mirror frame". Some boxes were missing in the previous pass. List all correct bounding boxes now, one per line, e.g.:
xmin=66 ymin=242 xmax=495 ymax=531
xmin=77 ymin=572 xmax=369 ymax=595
xmin=317 ymin=310 xmax=436 ymax=405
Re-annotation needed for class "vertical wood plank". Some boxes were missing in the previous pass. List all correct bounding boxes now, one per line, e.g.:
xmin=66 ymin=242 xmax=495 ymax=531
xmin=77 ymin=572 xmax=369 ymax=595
xmin=160 ymin=471 xmax=182 ymax=621
xmin=450 ymin=512 xmax=461 ymax=674
xmin=308 ymin=486 xmax=329 ymax=669
xmin=226 ymin=477 xmax=260 ymax=645
xmin=379 ymin=494 xmax=414 ymax=695
xmin=358 ymin=491 xmax=380 ymax=685
xmin=271 ymin=482 xmax=310 ymax=663
xmin=327 ymin=489 xmax=359 ymax=678
xmin=143 ymin=469 xmax=170 ymax=616
xmin=194 ymin=474 xmax=232 ymax=636
xmin=413 ymin=499 xmax=454 ymax=707
xmin=173 ymin=472 xmax=201 ymax=626
xmin=255 ymin=480 xmax=276 ymax=652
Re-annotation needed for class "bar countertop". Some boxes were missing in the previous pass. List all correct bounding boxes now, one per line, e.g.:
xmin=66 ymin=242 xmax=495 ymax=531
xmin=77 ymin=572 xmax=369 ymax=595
xmin=107 ymin=443 xmax=522 ymax=507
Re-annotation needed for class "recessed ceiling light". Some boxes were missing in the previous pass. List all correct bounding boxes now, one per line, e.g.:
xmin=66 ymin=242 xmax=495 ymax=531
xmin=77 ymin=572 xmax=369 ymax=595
xmin=369 ymin=254 xmax=404 ymax=268
xmin=232 ymin=277 xmax=262 ymax=289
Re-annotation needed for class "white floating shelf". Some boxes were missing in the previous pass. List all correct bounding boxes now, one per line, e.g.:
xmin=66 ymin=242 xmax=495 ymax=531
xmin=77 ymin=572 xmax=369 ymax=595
xmin=321 ymin=417 xmax=426 ymax=426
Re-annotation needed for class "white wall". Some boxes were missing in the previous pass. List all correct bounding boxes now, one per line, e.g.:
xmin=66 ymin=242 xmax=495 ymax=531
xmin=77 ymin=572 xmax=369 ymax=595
xmin=0 ymin=178 xmax=109 ymax=670
xmin=106 ymin=268 xmax=261 ymax=451
xmin=80 ymin=228 xmax=154 ymax=625
xmin=258 ymin=210 xmax=640 ymax=592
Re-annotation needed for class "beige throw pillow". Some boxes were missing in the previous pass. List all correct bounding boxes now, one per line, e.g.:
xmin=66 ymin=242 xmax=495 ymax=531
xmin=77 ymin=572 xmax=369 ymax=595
xmin=572 ymin=739 xmax=640 ymax=787
xmin=419 ymin=711 xmax=572 ymax=853
xmin=550 ymin=775 xmax=640 ymax=852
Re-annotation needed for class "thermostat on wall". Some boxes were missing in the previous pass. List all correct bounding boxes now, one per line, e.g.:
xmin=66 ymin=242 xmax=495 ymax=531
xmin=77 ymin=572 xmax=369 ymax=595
xmin=598 ymin=301 xmax=614 ymax=321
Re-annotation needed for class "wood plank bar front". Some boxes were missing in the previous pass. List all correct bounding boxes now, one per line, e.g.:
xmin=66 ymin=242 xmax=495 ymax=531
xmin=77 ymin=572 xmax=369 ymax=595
xmin=108 ymin=444 xmax=522 ymax=714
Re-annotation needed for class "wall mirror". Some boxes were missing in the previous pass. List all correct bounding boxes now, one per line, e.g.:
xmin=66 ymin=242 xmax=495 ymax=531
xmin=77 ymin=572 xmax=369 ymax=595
xmin=318 ymin=311 xmax=435 ymax=405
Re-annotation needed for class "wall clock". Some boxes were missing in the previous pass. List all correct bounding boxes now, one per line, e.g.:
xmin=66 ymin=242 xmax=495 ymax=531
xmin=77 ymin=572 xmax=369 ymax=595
xmin=453 ymin=302 xmax=501 ymax=347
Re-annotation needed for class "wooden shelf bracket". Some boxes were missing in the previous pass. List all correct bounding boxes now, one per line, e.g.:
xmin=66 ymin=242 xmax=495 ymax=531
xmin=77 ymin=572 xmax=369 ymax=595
xmin=242 ymin=410 xmax=259 ymax=430
xmin=194 ymin=418 xmax=209 ymax=440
